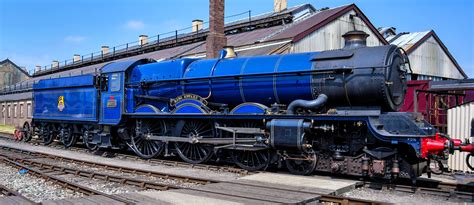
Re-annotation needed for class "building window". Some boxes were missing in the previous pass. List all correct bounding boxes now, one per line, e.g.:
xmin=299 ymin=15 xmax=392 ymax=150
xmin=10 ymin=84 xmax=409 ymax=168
xmin=7 ymin=105 xmax=10 ymax=118
xmin=20 ymin=103 xmax=24 ymax=118
xmin=1 ymin=105 xmax=4 ymax=118
xmin=27 ymin=103 xmax=32 ymax=118
xmin=14 ymin=104 xmax=17 ymax=118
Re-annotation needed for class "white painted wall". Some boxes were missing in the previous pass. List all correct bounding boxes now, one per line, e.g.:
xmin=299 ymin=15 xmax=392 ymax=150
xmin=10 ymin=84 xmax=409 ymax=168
xmin=292 ymin=10 xmax=384 ymax=53
xmin=408 ymin=36 xmax=464 ymax=80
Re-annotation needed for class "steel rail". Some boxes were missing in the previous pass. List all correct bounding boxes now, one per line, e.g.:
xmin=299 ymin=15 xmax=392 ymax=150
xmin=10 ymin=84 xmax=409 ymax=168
xmin=319 ymin=195 xmax=388 ymax=205
xmin=363 ymin=181 xmax=474 ymax=201
xmin=1 ymin=155 xmax=183 ymax=191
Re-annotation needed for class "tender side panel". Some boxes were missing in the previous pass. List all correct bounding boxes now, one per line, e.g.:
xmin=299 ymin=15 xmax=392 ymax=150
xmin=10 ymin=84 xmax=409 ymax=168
xmin=33 ymin=86 xmax=98 ymax=122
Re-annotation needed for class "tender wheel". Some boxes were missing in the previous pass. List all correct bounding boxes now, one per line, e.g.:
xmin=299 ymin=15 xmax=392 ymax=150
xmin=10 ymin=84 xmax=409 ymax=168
xmin=22 ymin=122 xmax=32 ymax=142
xmin=60 ymin=126 xmax=76 ymax=148
xmin=40 ymin=124 xmax=54 ymax=145
xmin=231 ymin=149 xmax=270 ymax=171
xmin=285 ymin=152 xmax=317 ymax=175
xmin=174 ymin=120 xmax=215 ymax=164
xmin=131 ymin=120 xmax=166 ymax=159
xmin=83 ymin=129 xmax=98 ymax=151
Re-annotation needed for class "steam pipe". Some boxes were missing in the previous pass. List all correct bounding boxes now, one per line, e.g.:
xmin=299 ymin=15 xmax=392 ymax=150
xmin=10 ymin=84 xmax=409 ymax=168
xmin=287 ymin=94 xmax=328 ymax=114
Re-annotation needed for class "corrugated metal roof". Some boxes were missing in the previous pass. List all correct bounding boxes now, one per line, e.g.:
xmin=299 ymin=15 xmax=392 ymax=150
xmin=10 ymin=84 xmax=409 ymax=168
xmin=269 ymin=4 xmax=388 ymax=45
xmin=270 ymin=5 xmax=351 ymax=41
xmin=388 ymin=31 xmax=431 ymax=51
xmin=387 ymin=30 xmax=467 ymax=79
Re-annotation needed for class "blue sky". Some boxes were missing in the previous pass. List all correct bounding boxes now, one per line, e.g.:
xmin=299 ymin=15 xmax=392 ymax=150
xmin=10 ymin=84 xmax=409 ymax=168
xmin=0 ymin=0 xmax=473 ymax=77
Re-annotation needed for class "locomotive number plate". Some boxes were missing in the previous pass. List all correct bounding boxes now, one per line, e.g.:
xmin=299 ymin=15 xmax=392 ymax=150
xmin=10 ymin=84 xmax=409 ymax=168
xmin=107 ymin=99 xmax=117 ymax=107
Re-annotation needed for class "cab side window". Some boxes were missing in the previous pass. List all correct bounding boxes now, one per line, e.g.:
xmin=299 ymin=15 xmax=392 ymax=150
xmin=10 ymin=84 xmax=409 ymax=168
xmin=110 ymin=73 xmax=121 ymax=92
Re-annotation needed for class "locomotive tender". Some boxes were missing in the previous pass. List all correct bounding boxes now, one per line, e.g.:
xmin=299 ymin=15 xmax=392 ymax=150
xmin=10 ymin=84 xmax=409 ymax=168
xmin=24 ymin=31 xmax=472 ymax=180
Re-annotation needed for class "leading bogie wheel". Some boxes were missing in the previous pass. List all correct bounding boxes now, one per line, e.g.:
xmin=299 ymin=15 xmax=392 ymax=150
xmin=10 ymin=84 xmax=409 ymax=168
xmin=227 ymin=121 xmax=270 ymax=171
xmin=131 ymin=120 xmax=166 ymax=159
xmin=231 ymin=149 xmax=271 ymax=171
xmin=174 ymin=120 xmax=215 ymax=164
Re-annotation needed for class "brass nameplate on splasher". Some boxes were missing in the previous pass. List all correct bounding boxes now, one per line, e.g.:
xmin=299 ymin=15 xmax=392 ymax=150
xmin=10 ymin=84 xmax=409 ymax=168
xmin=170 ymin=93 xmax=208 ymax=106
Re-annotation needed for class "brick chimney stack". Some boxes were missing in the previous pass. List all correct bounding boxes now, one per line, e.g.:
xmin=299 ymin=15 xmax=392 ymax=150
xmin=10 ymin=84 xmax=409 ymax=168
xmin=206 ymin=0 xmax=227 ymax=59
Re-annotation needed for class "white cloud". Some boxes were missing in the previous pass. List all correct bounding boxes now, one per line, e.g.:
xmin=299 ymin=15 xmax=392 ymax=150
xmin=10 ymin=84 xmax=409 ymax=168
xmin=124 ymin=20 xmax=145 ymax=30
xmin=64 ymin=35 xmax=86 ymax=43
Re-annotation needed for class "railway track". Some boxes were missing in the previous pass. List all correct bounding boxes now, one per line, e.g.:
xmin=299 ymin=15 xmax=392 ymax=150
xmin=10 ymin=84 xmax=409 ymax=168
xmin=1 ymin=157 xmax=140 ymax=204
xmin=0 ymin=146 xmax=217 ymax=185
xmin=1 ymin=133 xmax=472 ymax=204
xmin=363 ymin=181 xmax=474 ymax=201
xmin=0 ymin=133 xmax=251 ymax=175
xmin=0 ymin=143 xmax=386 ymax=204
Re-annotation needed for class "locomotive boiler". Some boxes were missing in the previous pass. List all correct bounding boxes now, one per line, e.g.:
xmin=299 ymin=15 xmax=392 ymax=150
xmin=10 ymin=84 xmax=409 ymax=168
xmin=131 ymin=30 xmax=407 ymax=113
xmin=25 ymin=30 xmax=472 ymax=180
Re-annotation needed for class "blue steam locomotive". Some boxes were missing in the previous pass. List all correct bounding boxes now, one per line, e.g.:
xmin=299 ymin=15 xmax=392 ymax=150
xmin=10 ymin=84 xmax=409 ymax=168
xmin=23 ymin=31 xmax=461 ymax=179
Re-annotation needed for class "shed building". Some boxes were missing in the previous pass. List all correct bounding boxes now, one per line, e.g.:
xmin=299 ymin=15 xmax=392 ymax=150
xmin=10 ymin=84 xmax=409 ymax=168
xmin=384 ymin=30 xmax=467 ymax=80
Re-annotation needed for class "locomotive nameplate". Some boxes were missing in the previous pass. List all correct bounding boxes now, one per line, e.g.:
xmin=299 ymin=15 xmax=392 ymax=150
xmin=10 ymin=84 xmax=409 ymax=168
xmin=57 ymin=96 xmax=65 ymax=112
xmin=170 ymin=94 xmax=208 ymax=106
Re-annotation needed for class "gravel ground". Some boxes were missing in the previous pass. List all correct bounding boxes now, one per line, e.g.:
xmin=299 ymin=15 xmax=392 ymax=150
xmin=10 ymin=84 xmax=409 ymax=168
xmin=343 ymin=187 xmax=468 ymax=205
xmin=54 ymin=174 xmax=141 ymax=195
xmin=0 ymin=139 xmax=240 ymax=181
xmin=0 ymin=163 xmax=83 ymax=202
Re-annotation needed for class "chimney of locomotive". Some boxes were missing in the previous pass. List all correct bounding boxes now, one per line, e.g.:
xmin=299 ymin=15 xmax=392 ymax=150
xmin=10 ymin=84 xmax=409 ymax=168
xmin=206 ymin=0 xmax=227 ymax=59
xmin=342 ymin=30 xmax=369 ymax=49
